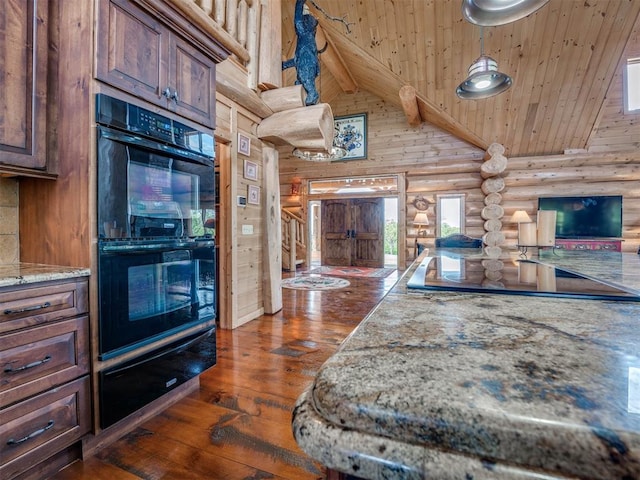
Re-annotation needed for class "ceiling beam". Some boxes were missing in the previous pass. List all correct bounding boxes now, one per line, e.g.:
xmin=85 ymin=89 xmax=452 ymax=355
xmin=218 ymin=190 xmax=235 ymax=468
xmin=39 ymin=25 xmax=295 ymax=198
xmin=399 ymin=85 xmax=489 ymax=151
xmin=316 ymin=26 xmax=358 ymax=94
xmin=317 ymin=18 xmax=488 ymax=151
xmin=399 ymin=85 xmax=422 ymax=126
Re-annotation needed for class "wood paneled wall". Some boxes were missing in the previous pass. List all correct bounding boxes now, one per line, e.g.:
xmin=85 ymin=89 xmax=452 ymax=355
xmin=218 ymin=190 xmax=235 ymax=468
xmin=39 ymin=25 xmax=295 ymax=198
xmin=279 ymin=87 xmax=640 ymax=265
xmin=215 ymin=92 xmax=265 ymax=329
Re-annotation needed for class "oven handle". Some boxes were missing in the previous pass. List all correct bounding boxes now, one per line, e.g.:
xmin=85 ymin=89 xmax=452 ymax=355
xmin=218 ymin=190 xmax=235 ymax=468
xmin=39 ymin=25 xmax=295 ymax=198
xmin=103 ymin=328 xmax=215 ymax=376
xmin=97 ymin=126 xmax=214 ymax=166
xmin=100 ymin=240 xmax=215 ymax=254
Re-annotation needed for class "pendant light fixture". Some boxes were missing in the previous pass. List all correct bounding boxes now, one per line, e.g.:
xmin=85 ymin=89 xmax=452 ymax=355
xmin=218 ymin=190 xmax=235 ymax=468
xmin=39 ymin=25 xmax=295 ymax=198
xmin=456 ymin=27 xmax=512 ymax=100
xmin=292 ymin=143 xmax=348 ymax=162
xmin=461 ymin=0 xmax=549 ymax=27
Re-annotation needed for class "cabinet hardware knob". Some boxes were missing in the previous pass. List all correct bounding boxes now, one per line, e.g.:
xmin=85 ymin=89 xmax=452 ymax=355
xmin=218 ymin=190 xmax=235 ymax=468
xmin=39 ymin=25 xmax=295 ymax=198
xmin=4 ymin=355 xmax=52 ymax=373
xmin=162 ymin=87 xmax=172 ymax=98
xmin=170 ymin=90 xmax=179 ymax=102
xmin=6 ymin=420 xmax=55 ymax=446
xmin=3 ymin=301 xmax=51 ymax=315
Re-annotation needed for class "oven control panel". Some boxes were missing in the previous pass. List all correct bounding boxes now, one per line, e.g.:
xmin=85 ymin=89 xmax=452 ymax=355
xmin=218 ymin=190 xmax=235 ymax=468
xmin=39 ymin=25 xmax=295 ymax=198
xmin=96 ymin=94 xmax=214 ymax=158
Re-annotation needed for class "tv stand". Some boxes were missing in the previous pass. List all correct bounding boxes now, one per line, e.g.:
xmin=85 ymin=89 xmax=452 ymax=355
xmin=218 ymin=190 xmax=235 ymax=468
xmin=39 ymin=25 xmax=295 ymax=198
xmin=554 ymin=239 xmax=621 ymax=252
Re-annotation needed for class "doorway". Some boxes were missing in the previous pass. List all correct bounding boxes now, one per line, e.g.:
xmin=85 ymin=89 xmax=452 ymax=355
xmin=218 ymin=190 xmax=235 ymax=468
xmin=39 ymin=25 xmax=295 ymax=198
xmin=308 ymin=197 xmax=399 ymax=268
xmin=321 ymin=198 xmax=384 ymax=267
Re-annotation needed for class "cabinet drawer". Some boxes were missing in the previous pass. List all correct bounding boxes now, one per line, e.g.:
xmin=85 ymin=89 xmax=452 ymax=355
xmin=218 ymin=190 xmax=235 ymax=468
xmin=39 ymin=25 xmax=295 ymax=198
xmin=0 ymin=279 xmax=88 ymax=334
xmin=1 ymin=317 xmax=89 ymax=408
xmin=0 ymin=376 xmax=91 ymax=479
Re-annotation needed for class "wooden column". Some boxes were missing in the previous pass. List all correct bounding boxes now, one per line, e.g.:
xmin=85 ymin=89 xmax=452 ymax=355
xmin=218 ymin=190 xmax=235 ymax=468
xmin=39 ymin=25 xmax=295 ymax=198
xmin=481 ymin=143 xmax=508 ymax=258
xmin=262 ymin=145 xmax=283 ymax=314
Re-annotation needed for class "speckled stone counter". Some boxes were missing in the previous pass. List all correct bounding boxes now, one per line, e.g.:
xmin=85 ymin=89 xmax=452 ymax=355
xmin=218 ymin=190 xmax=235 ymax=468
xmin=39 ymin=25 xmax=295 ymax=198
xmin=0 ymin=263 xmax=90 ymax=288
xmin=292 ymin=249 xmax=640 ymax=479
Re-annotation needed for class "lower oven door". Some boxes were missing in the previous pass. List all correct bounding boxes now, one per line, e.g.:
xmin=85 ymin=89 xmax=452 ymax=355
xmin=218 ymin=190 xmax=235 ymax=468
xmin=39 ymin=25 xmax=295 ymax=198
xmin=99 ymin=327 xmax=216 ymax=429
xmin=98 ymin=240 xmax=216 ymax=360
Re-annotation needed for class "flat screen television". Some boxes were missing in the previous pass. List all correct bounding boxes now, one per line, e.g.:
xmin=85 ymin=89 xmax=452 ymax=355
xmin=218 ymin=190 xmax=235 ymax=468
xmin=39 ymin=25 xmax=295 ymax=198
xmin=538 ymin=195 xmax=623 ymax=239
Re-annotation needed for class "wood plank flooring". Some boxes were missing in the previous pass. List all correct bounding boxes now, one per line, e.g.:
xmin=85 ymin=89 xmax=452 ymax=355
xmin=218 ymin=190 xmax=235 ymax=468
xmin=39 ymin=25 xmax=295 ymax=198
xmin=50 ymin=270 xmax=399 ymax=480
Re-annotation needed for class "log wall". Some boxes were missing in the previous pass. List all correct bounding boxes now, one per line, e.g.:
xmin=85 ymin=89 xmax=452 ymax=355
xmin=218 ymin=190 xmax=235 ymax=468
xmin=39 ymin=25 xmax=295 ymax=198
xmin=279 ymin=90 xmax=640 ymax=266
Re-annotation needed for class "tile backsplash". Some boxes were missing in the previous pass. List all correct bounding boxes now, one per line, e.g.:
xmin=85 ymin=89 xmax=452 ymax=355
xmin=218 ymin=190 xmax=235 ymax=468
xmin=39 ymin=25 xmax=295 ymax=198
xmin=0 ymin=178 xmax=19 ymax=264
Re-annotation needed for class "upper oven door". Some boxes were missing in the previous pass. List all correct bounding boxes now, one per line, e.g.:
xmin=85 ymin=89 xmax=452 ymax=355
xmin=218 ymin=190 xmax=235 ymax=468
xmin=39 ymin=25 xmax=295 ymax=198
xmin=98 ymin=239 xmax=216 ymax=360
xmin=97 ymin=126 xmax=216 ymax=241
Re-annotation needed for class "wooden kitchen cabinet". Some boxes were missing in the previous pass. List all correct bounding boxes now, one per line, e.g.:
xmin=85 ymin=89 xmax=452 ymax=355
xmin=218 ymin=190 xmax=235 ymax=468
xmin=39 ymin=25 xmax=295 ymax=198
xmin=0 ymin=0 xmax=55 ymax=176
xmin=96 ymin=0 xmax=216 ymax=128
xmin=0 ymin=277 xmax=90 ymax=480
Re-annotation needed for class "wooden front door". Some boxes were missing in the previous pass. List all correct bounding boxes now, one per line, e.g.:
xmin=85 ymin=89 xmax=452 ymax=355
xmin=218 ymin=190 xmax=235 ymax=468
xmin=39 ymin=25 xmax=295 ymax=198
xmin=320 ymin=198 xmax=385 ymax=267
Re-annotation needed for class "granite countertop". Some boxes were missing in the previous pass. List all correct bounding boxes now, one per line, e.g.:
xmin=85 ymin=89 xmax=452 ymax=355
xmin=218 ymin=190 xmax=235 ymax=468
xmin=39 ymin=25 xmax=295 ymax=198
xmin=292 ymin=249 xmax=640 ymax=480
xmin=0 ymin=263 xmax=90 ymax=288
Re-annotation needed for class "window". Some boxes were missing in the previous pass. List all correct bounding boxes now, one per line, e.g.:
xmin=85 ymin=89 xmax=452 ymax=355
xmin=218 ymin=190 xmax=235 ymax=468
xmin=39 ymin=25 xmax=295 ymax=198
xmin=437 ymin=195 xmax=465 ymax=237
xmin=624 ymin=57 xmax=640 ymax=113
xmin=308 ymin=176 xmax=398 ymax=195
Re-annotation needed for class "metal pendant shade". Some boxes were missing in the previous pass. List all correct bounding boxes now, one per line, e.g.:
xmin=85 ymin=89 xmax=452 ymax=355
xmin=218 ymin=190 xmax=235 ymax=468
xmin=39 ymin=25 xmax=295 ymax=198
xmin=456 ymin=55 xmax=512 ymax=99
xmin=462 ymin=0 xmax=549 ymax=26
xmin=456 ymin=29 xmax=512 ymax=99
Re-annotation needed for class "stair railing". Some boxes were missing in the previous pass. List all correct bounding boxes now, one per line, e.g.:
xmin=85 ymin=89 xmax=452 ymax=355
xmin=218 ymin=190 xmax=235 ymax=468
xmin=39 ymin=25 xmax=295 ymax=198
xmin=281 ymin=209 xmax=307 ymax=271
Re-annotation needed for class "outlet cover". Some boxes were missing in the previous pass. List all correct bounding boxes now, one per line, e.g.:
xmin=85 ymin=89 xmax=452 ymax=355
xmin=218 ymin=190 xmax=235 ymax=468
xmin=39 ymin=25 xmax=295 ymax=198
xmin=242 ymin=224 xmax=253 ymax=235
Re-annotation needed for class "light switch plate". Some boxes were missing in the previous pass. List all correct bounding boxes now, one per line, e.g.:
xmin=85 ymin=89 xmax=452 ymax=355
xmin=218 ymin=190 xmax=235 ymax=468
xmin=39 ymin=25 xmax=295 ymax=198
xmin=242 ymin=224 xmax=253 ymax=235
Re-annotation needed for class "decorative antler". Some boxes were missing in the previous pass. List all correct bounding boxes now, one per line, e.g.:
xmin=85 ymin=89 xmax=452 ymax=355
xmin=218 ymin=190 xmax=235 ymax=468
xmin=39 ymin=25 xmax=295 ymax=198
xmin=307 ymin=0 xmax=354 ymax=34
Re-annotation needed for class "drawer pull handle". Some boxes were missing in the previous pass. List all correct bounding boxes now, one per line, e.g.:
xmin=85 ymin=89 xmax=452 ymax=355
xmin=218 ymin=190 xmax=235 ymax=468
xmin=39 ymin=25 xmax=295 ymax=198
xmin=4 ymin=355 xmax=52 ymax=373
xmin=4 ymin=301 xmax=51 ymax=315
xmin=6 ymin=420 xmax=54 ymax=446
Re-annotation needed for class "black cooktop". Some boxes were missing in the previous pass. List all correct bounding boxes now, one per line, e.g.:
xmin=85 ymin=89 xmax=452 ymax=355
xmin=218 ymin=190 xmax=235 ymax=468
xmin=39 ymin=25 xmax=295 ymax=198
xmin=407 ymin=256 xmax=640 ymax=302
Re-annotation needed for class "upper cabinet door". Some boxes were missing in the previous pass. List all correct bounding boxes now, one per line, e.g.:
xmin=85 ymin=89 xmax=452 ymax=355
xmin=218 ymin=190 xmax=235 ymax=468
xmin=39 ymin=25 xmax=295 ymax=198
xmin=0 ymin=0 xmax=49 ymax=172
xmin=95 ymin=0 xmax=216 ymax=128
xmin=95 ymin=0 xmax=166 ymax=106
xmin=169 ymin=35 xmax=216 ymax=128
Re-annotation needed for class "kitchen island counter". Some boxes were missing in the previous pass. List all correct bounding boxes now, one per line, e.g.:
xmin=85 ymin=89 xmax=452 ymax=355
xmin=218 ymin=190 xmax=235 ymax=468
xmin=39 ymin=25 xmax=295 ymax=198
xmin=292 ymin=250 xmax=640 ymax=479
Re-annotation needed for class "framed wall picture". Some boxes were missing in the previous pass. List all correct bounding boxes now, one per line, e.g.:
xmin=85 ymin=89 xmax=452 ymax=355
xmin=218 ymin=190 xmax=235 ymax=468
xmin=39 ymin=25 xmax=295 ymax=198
xmin=334 ymin=113 xmax=367 ymax=160
xmin=248 ymin=184 xmax=260 ymax=205
xmin=244 ymin=160 xmax=258 ymax=181
xmin=238 ymin=132 xmax=251 ymax=156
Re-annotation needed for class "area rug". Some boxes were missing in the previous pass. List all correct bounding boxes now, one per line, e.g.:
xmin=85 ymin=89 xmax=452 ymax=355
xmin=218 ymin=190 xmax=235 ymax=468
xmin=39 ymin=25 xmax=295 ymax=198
xmin=306 ymin=266 xmax=395 ymax=278
xmin=281 ymin=275 xmax=350 ymax=290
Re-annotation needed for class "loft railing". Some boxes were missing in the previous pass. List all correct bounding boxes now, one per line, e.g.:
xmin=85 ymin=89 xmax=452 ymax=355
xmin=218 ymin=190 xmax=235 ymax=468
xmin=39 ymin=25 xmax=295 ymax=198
xmin=282 ymin=209 xmax=307 ymax=271
xmin=178 ymin=0 xmax=260 ymax=88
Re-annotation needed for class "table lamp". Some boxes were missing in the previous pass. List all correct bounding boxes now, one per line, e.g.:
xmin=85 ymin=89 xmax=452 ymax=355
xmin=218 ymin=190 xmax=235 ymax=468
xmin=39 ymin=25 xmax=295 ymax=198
xmin=510 ymin=210 xmax=536 ymax=246
xmin=413 ymin=213 xmax=429 ymax=236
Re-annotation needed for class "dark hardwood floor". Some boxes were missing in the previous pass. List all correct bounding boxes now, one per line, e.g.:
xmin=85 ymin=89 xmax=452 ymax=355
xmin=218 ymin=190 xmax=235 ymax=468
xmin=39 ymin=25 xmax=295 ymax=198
xmin=50 ymin=269 xmax=399 ymax=480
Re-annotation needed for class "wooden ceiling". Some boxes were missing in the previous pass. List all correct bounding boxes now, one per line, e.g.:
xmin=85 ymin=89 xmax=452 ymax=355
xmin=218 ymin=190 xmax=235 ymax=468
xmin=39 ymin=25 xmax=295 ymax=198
xmin=281 ymin=0 xmax=640 ymax=158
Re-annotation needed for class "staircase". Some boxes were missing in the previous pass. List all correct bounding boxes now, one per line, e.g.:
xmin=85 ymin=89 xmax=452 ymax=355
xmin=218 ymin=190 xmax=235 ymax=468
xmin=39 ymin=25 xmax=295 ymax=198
xmin=282 ymin=209 xmax=307 ymax=271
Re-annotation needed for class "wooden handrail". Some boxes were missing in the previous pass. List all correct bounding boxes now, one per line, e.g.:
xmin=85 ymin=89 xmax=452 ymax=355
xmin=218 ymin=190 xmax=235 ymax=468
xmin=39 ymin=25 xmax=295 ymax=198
xmin=282 ymin=209 xmax=307 ymax=271
xmin=171 ymin=0 xmax=250 ymax=62
xmin=283 ymin=207 xmax=305 ymax=224
xmin=177 ymin=0 xmax=268 ymax=90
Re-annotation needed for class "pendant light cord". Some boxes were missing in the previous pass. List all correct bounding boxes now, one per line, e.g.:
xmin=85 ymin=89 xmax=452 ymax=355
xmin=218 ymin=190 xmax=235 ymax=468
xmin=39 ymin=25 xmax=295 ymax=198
xmin=480 ymin=26 xmax=484 ymax=56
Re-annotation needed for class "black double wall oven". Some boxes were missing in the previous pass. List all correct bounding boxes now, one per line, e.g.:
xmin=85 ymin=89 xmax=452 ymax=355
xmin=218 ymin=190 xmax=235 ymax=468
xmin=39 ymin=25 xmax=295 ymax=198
xmin=96 ymin=94 xmax=217 ymax=428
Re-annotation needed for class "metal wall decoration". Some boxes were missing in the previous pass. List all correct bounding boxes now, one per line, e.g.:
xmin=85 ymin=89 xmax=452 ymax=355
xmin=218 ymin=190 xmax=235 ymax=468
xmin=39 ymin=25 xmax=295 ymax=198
xmin=413 ymin=195 xmax=429 ymax=211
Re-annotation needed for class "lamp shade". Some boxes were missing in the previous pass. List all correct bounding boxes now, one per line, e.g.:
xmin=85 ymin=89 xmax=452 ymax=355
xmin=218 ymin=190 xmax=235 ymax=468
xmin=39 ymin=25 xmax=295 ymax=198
xmin=413 ymin=213 xmax=429 ymax=226
xmin=461 ymin=0 xmax=550 ymax=26
xmin=510 ymin=210 xmax=531 ymax=223
xmin=456 ymin=55 xmax=512 ymax=99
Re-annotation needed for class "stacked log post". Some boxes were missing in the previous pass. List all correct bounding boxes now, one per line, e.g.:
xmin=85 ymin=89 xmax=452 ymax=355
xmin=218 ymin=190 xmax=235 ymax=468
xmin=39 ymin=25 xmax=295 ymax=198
xmin=481 ymin=143 xmax=507 ymax=259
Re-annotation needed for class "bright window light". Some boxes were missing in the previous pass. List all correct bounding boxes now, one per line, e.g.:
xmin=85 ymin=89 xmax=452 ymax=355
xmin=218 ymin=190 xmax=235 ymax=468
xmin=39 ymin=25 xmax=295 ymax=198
xmin=626 ymin=58 xmax=640 ymax=112
xmin=437 ymin=195 xmax=465 ymax=237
